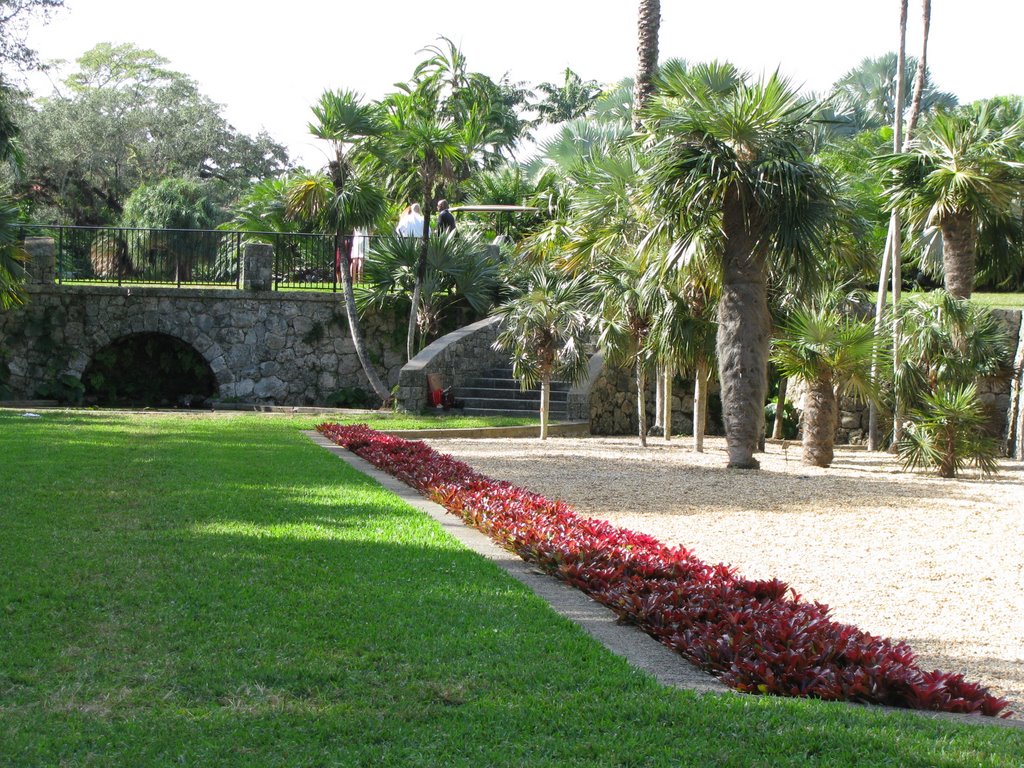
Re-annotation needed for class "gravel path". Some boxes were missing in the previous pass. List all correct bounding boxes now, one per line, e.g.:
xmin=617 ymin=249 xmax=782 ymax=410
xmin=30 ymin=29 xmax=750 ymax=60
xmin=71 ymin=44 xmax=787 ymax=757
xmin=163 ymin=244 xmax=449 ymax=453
xmin=423 ymin=434 xmax=1024 ymax=717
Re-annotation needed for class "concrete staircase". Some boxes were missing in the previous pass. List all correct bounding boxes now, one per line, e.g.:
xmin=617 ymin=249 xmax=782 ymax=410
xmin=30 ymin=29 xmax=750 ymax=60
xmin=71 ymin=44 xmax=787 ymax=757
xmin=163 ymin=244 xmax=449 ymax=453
xmin=455 ymin=367 xmax=570 ymax=419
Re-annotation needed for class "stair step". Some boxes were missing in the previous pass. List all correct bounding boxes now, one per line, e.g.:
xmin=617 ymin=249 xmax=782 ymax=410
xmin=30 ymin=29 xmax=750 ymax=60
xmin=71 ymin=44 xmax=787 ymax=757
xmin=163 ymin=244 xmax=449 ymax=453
xmin=457 ymin=387 xmax=569 ymax=401
xmin=459 ymin=397 xmax=567 ymax=412
xmin=465 ymin=377 xmax=570 ymax=391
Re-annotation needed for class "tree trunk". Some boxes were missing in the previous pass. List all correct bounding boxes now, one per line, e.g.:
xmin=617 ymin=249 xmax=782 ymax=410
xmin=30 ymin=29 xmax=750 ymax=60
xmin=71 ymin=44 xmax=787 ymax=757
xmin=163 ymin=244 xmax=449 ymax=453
xmin=717 ymin=190 xmax=769 ymax=469
xmin=408 ymin=167 xmax=436 ymax=360
xmin=904 ymin=0 xmax=932 ymax=144
xmin=802 ymin=377 xmax=837 ymax=467
xmin=772 ymin=377 xmax=789 ymax=440
xmin=663 ymin=365 xmax=672 ymax=441
xmin=336 ymin=227 xmax=393 ymax=405
xmin=540 ymin=375 xmax=550 ymax=441
xmin=694 ymin=360 xmax=708 ymax=453
xmin=633 ymin=0 xmax=661 ymax=130
xmin=651 ymin=366 xmax=664 ymax=436
xmin=941 ymin=212 xmax=977 ymax=299
xmin=868 ymin=223 xmax=896 ymax=450
xmin=636 ymin=362 xmax=647 ymax=447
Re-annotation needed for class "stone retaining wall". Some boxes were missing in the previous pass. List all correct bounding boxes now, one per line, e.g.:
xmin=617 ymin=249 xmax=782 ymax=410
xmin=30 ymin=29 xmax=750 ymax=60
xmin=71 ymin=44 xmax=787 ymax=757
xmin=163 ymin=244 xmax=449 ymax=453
xmin=396 ymin=316 xmax=508 ymax=413
xmin=0 ymin=286 xmax=402 ymax=406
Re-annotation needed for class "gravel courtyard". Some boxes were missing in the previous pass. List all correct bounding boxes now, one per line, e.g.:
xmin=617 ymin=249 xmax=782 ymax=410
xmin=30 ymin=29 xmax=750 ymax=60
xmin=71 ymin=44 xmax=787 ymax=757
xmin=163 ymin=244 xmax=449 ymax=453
xmin=423 ymin=434 xmax=1024 ymax=718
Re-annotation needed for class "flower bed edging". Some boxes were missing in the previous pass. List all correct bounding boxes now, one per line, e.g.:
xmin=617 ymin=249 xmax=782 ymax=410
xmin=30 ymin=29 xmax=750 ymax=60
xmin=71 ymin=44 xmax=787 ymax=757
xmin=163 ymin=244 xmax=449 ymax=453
xmin=317 ymin=422 xmax=1010 ymax=718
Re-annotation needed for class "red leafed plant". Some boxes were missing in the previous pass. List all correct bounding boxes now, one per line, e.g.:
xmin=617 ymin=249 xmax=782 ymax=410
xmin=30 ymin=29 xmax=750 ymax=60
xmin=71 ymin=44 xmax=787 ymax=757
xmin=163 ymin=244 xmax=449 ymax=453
xmin=317 ymin=423 xmax=1011 ymax=718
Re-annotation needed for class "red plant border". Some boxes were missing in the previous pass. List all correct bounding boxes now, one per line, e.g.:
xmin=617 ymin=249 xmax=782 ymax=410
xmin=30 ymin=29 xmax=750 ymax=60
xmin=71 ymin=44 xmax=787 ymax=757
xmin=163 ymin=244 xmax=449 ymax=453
xmin=317 ymin=422 xmax=1010 ymax=718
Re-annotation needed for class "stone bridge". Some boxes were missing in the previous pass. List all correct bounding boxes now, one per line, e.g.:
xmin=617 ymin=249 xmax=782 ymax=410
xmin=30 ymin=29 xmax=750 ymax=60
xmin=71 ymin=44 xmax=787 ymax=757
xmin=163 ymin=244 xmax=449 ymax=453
xmin=0 ymin=239 xmax=403 ymax=404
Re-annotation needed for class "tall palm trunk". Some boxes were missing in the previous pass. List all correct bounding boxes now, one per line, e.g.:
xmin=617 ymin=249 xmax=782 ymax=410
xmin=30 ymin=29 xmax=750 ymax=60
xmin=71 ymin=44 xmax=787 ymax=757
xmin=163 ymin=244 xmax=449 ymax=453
xmin=408 ymin=163 xmax=437 ymax=360
xmin=694 ymin=360 xmax=709 ymax=453
xmin=718 ymin=190 xmax=769 ymax=469
xmin=941 ymin=212 xmax=977 ymax=299
xmin=633 ymin=0 xmax=661 ymax=130
xmin=905 ymin=0 xmax=932 ymax=144
xmin=652 ymin=368 xmax=664 ymax=435
xmin=636 ymin=362 xmax=648 ymax=447
xmin=772 ymin=376 xmax=789 ymax=440
xmin=540 ymin=373 xmax=551 ymax=440
xmin=663 ymin=366 xmax=672 ymax=441
xmin=803 ymin=377 xmax=837 ymax=467
xmin=336 ymin=224 xmax=392 ymax=405
xmin=869 ymin=0 xmax=910 ymax=451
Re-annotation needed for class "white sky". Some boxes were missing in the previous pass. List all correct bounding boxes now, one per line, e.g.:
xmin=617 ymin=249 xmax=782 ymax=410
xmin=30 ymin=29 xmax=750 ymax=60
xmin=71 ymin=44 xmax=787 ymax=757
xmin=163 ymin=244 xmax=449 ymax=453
xmin=22 ymin=0 xmax=1024 ymax=170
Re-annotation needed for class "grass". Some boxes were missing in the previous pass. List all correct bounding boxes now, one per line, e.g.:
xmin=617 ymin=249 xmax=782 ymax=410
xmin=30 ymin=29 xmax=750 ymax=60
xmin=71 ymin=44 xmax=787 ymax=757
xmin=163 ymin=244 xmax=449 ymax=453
xmin=968 ymin=292 xmax=1024 ymax=310
xmin=1 ymin=411 xmax=1020 ymax=766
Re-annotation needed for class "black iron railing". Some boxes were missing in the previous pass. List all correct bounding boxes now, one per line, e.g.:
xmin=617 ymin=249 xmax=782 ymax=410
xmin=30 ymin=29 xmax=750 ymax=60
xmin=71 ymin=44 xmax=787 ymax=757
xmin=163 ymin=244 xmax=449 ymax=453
xmin=16 ymin=225 xmax=374 ymax=291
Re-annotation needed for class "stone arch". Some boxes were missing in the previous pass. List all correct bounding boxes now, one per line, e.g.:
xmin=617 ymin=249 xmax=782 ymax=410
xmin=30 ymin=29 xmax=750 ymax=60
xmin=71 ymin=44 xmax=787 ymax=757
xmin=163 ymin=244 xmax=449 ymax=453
xmin=81 ymin=331 xmax=219 ymax=407
xmin=66 ymin=301 xmax=235 ymax=390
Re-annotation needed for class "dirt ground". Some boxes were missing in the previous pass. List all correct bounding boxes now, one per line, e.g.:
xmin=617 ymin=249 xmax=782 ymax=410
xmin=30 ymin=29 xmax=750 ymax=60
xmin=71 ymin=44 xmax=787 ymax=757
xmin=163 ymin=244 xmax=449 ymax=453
xmin=423 ymin=434 xmax=1024 ymax=718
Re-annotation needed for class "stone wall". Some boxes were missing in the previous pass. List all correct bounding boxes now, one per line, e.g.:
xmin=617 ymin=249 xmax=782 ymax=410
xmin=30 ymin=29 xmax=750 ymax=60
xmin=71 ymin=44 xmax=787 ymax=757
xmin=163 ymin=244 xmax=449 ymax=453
xmin=0 ymin=283 xmax=404 ymax=405
xmin=396 ymin=316 xmax=508 ymax=412
xmin=589 ymin=363 xmax=723 ymax=436
xmin=790 ymin=308 xmax=1024 ymax=451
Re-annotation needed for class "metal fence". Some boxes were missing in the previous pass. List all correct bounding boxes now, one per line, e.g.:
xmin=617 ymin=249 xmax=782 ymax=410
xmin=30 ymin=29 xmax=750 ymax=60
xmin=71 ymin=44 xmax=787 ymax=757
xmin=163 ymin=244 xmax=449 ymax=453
xmin=16 ymin=225 xmax=373 ymax=291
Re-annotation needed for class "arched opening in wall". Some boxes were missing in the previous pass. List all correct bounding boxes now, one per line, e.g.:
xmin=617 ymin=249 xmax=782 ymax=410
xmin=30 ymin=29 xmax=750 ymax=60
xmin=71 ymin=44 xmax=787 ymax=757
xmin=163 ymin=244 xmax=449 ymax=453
xmin=83 ymin=333 xmax=217 ymax=407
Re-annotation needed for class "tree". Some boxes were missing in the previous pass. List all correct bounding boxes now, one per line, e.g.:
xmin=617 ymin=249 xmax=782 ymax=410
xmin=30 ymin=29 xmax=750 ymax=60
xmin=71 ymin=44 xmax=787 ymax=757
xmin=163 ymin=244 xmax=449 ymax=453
xmin=532 ymin=68 xmax=602 ymax=125
xmin=880 ymin=105 xmax=1024 ymax=299
xmin=831 ymin=52 xmax=956 ymax=134
xmin=633 ymin=0 xmax=661 ymax=128
xmin=492 ymin=269 xmax=590 ymax=440
xmin=894 ymin=291 xmax=1011 ymax=477
xmin=772 ymin=307 xmax=878 ymax=467
xmin=643 ymin=64 xmax=836 ymax=468
xmin=288 ymin=89 xmax=391 ymax=405
xmin=0 ymin=82 xmax=26 ymax=308
xmin=357 ymin=230 xmax=504 ymax=344
xmin=16 ymin=43 xmax=288 ymax=224
xmin=0 ymin=0 xmax=63 ymax=73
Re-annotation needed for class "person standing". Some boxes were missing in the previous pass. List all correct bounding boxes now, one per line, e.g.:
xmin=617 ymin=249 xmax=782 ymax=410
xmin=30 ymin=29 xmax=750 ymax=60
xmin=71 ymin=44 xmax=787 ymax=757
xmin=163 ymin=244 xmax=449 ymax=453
xmin=396 ymin=204 xmax=424 ymax=237
xmin=437 ymin=199 xmax=456 ymax=233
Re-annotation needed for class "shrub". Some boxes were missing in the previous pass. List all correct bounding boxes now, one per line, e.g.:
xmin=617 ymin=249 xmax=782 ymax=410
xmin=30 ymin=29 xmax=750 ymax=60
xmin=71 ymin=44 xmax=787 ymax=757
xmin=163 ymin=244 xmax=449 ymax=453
xmin=317 ymin=422 xmax=1011 ymax=718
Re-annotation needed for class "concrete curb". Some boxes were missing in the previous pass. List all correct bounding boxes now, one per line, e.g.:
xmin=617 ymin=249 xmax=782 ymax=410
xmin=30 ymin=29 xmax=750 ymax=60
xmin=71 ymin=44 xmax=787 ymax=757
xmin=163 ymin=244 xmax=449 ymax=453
xmin=306 ymin=430 xmax=1023 ymax=731
xmin=304 ymin=430 xmax=727 ymax=697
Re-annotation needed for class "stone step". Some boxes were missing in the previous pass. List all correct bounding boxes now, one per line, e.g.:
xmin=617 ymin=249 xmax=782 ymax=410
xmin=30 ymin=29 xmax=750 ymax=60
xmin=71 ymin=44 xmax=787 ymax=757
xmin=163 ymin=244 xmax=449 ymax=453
xmin=459 ymin=396 xmax=567 ymax=413
xmin=458 ymin=386 xmax=569 ymax=402
xmin=466 ymin=377 xmax=571 ymax=392
xmin=461 ymin=407 xmax=571 ymax=419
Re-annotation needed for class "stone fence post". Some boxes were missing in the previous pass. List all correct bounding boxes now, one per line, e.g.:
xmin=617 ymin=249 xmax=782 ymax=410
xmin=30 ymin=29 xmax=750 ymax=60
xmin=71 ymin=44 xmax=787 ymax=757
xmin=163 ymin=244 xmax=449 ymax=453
xmin=241 ymin=243 xmax=274 ymax=291
xmin=23 ymin=237 xmax=56 ymax=285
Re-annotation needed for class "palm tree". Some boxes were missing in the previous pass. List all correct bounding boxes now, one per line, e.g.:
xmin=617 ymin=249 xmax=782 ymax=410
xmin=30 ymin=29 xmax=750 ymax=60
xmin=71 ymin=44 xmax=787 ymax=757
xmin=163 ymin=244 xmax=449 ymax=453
xmin=892 ymin=291 xmax=1011 ymax=476
xmin=593 ymin=252 xmax=658 ymax=447
xmin=288 ymin=89 xmax=392 ymax=405
xmin=492 ymin=269 xmax=590 ymax=440
xmin=0 ymin=198 xmax=27 ymax=309
xmin=899 ymin=383 xmax=1001 ymax=478
xmin=1 ymin=86 xmax=26 ymax=309
xmin=532 ymin=68 xmax=603 ymax=125
xmin=772 ymin=307 xmax=879 ymax=467
xmin=357 ymin=230 xmax=504 ymax=346
xmin=633 ymin=0 xmax=661 ymax=129
xmin=642 ymin=64 xmax=836 ymax=468
xmin=881 ymin=106 xmax=1024 ymax=299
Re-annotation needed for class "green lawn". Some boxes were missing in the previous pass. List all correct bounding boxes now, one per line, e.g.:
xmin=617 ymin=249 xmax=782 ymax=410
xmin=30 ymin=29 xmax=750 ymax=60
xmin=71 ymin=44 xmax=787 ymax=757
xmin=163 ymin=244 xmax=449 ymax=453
xmin=1 ymin=411 xmax=1020 ymax=766
xmin=967 ymin=292 xmax=1024 ymax=310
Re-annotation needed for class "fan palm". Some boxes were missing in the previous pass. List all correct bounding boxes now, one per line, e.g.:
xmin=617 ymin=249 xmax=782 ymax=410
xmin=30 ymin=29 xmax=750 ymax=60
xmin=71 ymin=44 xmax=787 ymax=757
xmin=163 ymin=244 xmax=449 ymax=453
xmin=492 ymin=269 xmax=591 ymax=440
xmin=290 ymin=89 xmax=391 ymax=405
xmin=772 ymin=307 xmax=879 ymax=467
xmin=880 ymin=106 xmax=1024 ymax=298
xmin=358 ymin=230 xmax=503 ymax=347
xmin=892 ymin=291 xmax=1011 ymax=476
xmin=642 ymin=64 xmax=837 ymax=468
xmin=0 ymin=197 xmax=27 ymax=309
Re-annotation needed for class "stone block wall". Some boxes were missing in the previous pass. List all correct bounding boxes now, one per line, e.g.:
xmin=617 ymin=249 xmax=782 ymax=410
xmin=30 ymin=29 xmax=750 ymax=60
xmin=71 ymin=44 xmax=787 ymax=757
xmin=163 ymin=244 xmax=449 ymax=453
xmin=0 ymin=284 xmax=404 ymax=405
xmin=396 ymin=316 xmax=508 ymax=413
xmin=589 ymin=363 xmax=723 ymax=436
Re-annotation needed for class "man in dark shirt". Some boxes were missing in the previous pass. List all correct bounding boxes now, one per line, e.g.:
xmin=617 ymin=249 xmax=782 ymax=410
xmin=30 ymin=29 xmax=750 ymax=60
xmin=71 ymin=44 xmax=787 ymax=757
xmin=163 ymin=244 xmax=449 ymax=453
xmin=437 ymin=199 xmax=456 ymax=233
